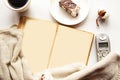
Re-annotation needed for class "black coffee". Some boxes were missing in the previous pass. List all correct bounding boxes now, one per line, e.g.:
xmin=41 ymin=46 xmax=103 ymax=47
xmin=8 ymin=0 xmax=28 ymax=8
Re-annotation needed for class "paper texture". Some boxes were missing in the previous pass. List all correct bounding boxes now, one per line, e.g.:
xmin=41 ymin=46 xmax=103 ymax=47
xmin=49 ymin=25 xmax=94 ymax=68
xmin=19 ymin=17 xmax=58 ymax=73
xmin=18 ymin=16 xmax=94 ymax=73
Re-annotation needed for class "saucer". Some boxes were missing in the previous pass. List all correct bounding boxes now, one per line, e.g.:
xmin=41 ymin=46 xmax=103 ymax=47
xmin=50 ymin=0 xmax=89 ymax=25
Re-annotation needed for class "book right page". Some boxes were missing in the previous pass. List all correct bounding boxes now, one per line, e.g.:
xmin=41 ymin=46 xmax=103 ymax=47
xmin=48 ymin=25 xmax=94 ymax=68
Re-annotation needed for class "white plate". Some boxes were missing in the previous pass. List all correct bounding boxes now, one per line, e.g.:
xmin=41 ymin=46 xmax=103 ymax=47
xmin=50 ymin=0 xmax=89 ymax=25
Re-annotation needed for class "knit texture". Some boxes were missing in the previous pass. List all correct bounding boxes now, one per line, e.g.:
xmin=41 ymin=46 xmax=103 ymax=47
xmin=0 ymin=25 xmax=33 ymax=80
xmin=35 ymin=53 xmax=120 ymax=80
xmin=0 ymin=25 xmax=120 ymax=80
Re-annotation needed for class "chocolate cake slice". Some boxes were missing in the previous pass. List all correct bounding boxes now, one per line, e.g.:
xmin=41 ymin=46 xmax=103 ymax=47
xmin=59 ymin=0 xmax=80 ymax=17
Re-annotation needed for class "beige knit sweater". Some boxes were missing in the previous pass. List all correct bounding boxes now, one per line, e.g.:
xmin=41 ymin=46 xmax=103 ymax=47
xmin=0 ymin=25 xmax=33 ymax=80
xmin=35 ymin=52 xmax=120 ymax=80
xmin=0 ymin=26 xmax=120 ymax=80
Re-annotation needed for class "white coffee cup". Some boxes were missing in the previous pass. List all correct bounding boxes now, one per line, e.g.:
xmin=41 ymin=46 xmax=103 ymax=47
xmin=4 ymin=0 xmax=31 ymax=12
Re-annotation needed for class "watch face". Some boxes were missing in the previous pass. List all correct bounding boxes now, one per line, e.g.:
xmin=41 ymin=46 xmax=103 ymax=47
xmin=99 ymin=42 xmax=108 ymax=48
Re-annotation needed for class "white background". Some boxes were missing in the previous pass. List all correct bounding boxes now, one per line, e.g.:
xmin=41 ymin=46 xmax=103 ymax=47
xmin=0 ymin=0 xmax=120 ymax=66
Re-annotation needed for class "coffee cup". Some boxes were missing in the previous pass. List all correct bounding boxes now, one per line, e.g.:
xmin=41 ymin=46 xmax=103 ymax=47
xmin=4 ymin=0 xmax=31 ymax=12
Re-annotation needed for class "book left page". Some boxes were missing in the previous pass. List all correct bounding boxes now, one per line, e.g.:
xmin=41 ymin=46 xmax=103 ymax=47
xmin=18 ymin=17 xmax=58 ymax=73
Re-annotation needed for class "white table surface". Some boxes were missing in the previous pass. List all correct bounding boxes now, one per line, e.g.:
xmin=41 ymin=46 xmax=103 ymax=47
xmin=0 ymin=0 xmax=120 ymax=67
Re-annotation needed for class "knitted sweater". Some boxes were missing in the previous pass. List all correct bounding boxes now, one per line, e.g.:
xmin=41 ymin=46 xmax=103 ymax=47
xmin=0 ymin=26 xmax=120 ymax=80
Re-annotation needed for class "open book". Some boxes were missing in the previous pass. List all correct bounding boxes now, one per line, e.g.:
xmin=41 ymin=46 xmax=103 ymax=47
xmin=18 ymin=16 xmax=94 ymax=73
